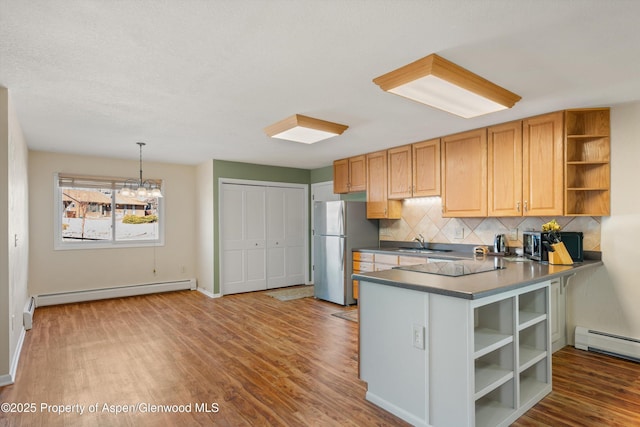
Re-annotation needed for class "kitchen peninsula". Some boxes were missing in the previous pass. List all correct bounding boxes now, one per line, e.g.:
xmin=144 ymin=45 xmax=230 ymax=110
xmin=353 ymin=255 xmax=602 ymax=427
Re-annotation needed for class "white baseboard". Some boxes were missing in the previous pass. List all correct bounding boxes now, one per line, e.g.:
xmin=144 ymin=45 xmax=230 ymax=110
xmin=365 ymin=391 xmax=429 ymax=427
xmin=0 ymin=327 xmax=26 ymax=386
xmin=35 ymin=279 xmax=197 ymax=307
xmin=197 ymin=287 xmax=219 ymax=298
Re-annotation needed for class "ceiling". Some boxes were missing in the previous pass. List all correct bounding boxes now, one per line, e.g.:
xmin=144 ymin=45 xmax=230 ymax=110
xmin=2 ymin=1 xmax=640 ymax=169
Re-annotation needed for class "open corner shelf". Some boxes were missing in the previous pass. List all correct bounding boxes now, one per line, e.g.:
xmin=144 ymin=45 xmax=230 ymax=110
xmin=564 ymin=108 xmax=610 ymax=216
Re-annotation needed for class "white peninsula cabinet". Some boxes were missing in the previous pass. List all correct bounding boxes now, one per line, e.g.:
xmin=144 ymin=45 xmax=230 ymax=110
xmin=359 ymin=280 xmax=551 ymax=427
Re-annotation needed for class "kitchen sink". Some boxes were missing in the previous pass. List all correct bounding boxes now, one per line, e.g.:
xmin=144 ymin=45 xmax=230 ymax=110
xmin=397 ymin=247 xmax=453 ymax=254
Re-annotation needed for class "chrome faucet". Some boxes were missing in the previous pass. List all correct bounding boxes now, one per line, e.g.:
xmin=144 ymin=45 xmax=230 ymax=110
xmin=414 ymin=234 xmax=426 ymax=248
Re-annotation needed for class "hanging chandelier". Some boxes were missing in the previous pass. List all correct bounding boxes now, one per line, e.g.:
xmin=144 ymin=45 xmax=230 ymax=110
xmin=120 ymin=142 xmax=163 ymax=198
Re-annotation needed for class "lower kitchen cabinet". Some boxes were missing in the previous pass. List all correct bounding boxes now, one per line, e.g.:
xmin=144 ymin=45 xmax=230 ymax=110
xmin=359 ymin=279 xmax=551 ymax=427
xmin=352 ymin=251 xmax=426 ymax=300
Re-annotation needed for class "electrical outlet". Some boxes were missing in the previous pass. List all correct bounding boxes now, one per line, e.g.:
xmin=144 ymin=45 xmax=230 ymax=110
xmin=412 ymin=324 xmax=425 ymax=350
xmin=508 ymin=228 xmax=518 ymax=240
xmin=455 ymin=227 xmax=465 ymax=239
xmin=180 ymin=265 xmax=186 ymax=273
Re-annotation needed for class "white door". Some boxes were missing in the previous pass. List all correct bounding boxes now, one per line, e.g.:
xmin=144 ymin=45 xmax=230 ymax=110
xmin=266 ymin=187 xmax=306 ymax=289
xmin=284 ymin=187 xmax=306 ymax=286
xmin=310 ymin=181 xmax=340 ymax=283
xmin=266 ymin=187 xmax=287 ymax=289
xmin=221 ymin=184 xmax=267 ymax=294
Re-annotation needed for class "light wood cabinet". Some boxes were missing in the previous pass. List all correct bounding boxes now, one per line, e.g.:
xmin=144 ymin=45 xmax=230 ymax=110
xmin=522 ymin=112 xmax=564 ymax=216
xmin=564 ymin=108 xmax=610 ymax=216
xmin=488 ymin=121 xmax=523 ymax=216
xmin=387 ymin=145 xmax=413 ymax=199
xmin=442 ymin=129 xmax=488 ymax=217
xmin=352 ymin=251 xmax=426 ymax=299
xmin=388 ymin=140 xmax=441 ymax=200
xmin=366 ymin=150 xmax=402 ymax=219
xmin=413 ymin=138 xmax=441 ymax=197
xmin=333 ymin=155 xmax=366 ymax=194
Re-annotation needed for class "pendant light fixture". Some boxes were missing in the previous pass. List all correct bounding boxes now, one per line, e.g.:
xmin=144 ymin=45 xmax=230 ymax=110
xmin=120 ymin=142 xmax=163 ymax=198
xmin=373 ymin=53 xmax=521 ymax=118
xmin=264 ymin=114 xmax=349 ymax=144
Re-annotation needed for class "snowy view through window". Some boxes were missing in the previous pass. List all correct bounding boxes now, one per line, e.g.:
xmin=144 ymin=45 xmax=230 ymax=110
xmin=61 ymin=186 xmax=160 ymax=243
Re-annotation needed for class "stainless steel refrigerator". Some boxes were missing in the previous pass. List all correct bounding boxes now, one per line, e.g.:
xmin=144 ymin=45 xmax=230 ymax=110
xmin=313 ymin=201 xmax=379 ymax=305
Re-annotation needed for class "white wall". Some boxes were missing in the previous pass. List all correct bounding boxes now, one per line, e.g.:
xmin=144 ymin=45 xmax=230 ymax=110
xmin=0 ymin=87 xmax=30 ymax=385
xmin=28 ymin=151 xmax=197 ymax=295
xmin=196 ymin=159 xmax=214 ymax=295
xmin=566 ymin=102 xmax=640 ymax=341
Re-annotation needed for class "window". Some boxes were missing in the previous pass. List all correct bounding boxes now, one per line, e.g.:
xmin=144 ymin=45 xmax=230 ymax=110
xmin=55 ymin=174 xmax=164 ymax=249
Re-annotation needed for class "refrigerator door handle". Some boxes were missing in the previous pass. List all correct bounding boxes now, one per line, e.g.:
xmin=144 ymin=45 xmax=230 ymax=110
xmin=339 ymin=203 xmax=345 ymax=235
xmin=340 ymin=238 xmax=344 ymax=270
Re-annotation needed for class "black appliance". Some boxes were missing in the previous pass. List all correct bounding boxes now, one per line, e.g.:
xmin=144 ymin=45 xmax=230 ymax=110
xmin=523 ymin=231 xmax=584 ymax=262
xmin=393 ymin=259 xmax=505 ymax=277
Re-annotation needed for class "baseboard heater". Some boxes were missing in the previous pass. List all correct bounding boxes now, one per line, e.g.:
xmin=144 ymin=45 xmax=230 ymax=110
xmin=23 ymin=297 xmax=35 ymax=330
xmin=35 ymin=279 xmax=196 ymax=307
xmin=575 ymin=326 xmax=640 ymax=363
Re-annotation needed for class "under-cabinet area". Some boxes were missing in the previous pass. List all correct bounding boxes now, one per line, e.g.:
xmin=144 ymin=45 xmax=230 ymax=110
xmin=359 ymin=279 xmax=551 ymax=427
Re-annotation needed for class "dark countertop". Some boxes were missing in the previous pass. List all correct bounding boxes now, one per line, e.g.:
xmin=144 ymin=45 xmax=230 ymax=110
xmin=353 ymin=255 xmax=603 ymax=300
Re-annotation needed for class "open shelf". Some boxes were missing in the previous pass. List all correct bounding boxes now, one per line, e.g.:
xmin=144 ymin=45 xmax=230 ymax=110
xmin=520 ymin=359 xmax=550 ymax=407
xmin=519 ymin=320 xmax=548 ymax=371
xmin=565 ymin=109 xmax=610 ymax=136
xmin=564 ymin=108 xmax=610 ymax=216
xmin=475 ymin=379 xmax=515 ymax=427
xmin=475 ymin=343 xmax=514 ymax=400
xmin=565 ymin=189 xmax=610 ymax=216
xmin=518 ymin=288 xmax=547 ymax=330
xmin=474 ymin=297 xmax=514 ymax=359
xmin=475 ymin=328 xmax=513 ymax=358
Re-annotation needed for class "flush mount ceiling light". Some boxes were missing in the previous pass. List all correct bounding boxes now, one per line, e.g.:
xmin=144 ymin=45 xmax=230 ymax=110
xmin=264 ymin=114 xmax=349 ymax=144
xmin=373 ymin=53 xmax=521 ymax=118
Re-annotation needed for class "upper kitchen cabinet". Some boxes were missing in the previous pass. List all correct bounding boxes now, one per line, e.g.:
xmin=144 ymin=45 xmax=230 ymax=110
xmin=564 ymin=108 xmax=610 ymax=216
xmin=488 ymin=121 xmax=523 ymax=216
xmin=442 ymin=129 xmax=487 ymax=217
xmin=413 ymin=139 xmax=441 ymax=197
xmin=366 ymin=150 xmax=402 ymax=219
xmin=522 ymin=111 xmax=564 ymax=216
xmin=387 ymin=145 xmax=413 ymax=199
xmin=388 ymin=139 xmax=441 ymax=200
xmin=333 ymin=155 xmax=366 ymax=194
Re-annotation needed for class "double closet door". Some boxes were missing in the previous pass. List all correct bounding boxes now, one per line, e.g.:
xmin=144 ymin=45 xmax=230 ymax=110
xmin=221 ymin=183 xmax=306 ymax=295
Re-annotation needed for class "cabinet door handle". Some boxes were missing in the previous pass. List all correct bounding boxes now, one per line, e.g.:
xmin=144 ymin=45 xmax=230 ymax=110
xmin=524 ymin=201 xmax=528 ymax=212
xmin=516 ymin=201 xmax=521 ymax=212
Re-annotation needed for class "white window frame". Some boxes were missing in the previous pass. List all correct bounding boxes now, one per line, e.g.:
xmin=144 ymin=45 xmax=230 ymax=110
xmin=54 ymin=173 xmax=165 ymax=250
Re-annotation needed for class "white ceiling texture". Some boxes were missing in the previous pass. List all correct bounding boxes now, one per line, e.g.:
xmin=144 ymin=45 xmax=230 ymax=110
xmin=1 ymin=0 xmax=640 ymax=169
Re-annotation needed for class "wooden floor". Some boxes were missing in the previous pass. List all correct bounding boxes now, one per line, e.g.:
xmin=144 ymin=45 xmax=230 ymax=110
xmin=1 ymin=289 xmax=638 ymax=426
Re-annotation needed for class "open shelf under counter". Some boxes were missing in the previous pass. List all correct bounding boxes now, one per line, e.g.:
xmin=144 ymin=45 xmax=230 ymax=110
xmin=474 ymin=328 xmax=513 ymax=359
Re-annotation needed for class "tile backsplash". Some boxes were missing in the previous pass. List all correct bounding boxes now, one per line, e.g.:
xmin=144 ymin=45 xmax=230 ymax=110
xmin=379 ymin=197 xmax=601 ymax=251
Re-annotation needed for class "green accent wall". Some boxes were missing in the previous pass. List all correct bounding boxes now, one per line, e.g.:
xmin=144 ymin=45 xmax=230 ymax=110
xmin=310 ymin=165 xmax=333 ymax=183
xmin=214 ymin=160 xmax=334 ymax=294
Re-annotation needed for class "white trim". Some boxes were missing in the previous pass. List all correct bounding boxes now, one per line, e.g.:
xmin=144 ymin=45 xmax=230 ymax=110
xmin=0 ymin=328 xmax=26 ymax=386
xmin=218 ymin=178 xmax=310 ymax=296
xmin=197 ymin=287 xmax=219 ymax=298
xmin=365 ymin=391 xmax=429 ymax=427
xmin=35 ymin=279 xmax=196 ymax=307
